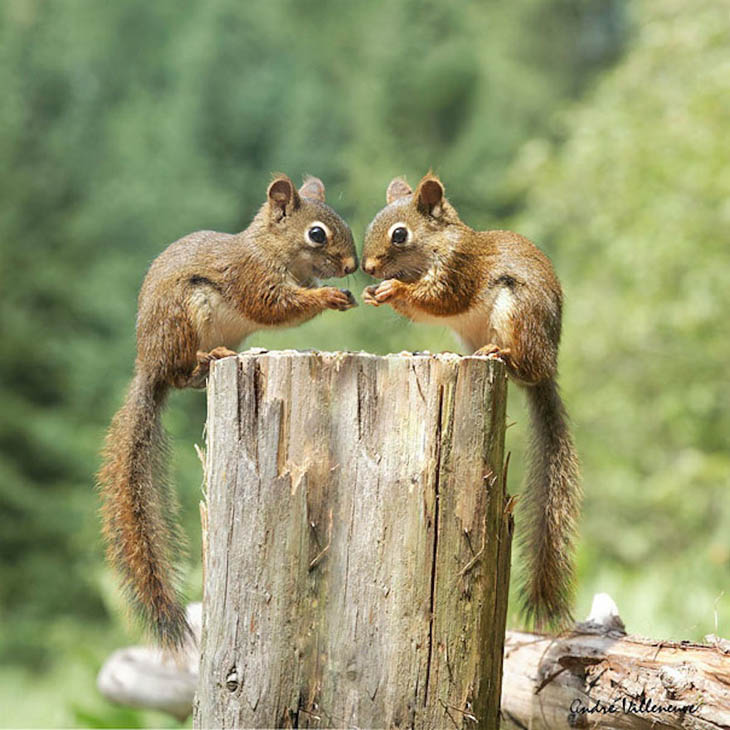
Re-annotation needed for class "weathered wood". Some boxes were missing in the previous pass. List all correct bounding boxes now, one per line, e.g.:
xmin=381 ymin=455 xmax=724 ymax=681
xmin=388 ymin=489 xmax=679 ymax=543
xmin=194 ymin=350 xmax=512 ymax=729
xmin=98 ymin=595 xmax=730 ymax=728
xmin=501 ymin=595 xmax=730 ymax=730
xmin=98 ymin=590 xmax=730 ymax=728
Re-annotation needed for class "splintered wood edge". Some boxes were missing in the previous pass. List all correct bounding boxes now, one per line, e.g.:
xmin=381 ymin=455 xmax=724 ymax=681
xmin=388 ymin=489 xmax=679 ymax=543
xmin=209 ymin=348 xmax=509 ymax=375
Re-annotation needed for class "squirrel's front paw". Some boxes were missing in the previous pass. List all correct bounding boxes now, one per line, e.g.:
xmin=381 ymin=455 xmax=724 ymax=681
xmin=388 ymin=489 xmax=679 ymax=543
xmin=323 ymin=287 xmax=357 ymax=311
xmin=372 ymin=279 xmax=401 ymax=304
xmin=362 ymin=284 xmax=380 ymax=306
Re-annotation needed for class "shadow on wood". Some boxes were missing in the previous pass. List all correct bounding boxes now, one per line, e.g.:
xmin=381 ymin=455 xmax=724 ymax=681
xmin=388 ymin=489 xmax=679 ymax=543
xmin=195 ymin=350 xmax=512 ymax=729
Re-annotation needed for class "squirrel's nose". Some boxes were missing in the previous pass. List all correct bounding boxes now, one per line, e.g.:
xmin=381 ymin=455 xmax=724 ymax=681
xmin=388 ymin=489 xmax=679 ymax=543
xmin=362 ymin=258 xmax=376 ymax=276
xmin=343 ymin=257 xmax=358 ymax=275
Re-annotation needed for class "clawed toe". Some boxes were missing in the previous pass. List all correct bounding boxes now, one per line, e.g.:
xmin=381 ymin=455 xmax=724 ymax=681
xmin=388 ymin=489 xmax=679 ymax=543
xmin=474 ymin=344 xmax=513 ymax=364
xmin=362 ymin=285 xmax=380 ymax=306
xmin=196 ymin=347 xmax=237 ymax=365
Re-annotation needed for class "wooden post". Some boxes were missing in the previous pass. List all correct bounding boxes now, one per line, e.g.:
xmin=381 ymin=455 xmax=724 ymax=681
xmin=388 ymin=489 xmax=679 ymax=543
xmin=194 ymin=350 xmax=512 ymax=729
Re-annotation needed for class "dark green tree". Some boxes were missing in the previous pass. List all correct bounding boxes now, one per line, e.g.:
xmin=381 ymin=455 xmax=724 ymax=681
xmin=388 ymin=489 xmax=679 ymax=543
xmin=0 ymin=0 xmax=626 ymax=721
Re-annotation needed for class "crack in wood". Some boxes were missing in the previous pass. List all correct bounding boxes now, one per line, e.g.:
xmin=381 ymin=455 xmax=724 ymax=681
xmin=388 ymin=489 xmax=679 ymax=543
xmin=423 ymin=383 xmax=445 ymax=709
xmin=308 ymin=509 xmax=333 ymax=572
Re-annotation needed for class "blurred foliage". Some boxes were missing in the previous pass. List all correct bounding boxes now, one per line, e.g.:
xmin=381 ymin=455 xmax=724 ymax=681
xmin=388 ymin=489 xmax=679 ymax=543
xmin=1 ymin=0 xmax=725 ymax=725
xmin=507 ymin=0 xmax=730 ymax=638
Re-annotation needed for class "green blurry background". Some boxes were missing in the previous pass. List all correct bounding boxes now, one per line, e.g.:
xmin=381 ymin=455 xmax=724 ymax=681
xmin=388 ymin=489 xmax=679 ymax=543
xmin=1 ymin=0 xmax=728 ymax=726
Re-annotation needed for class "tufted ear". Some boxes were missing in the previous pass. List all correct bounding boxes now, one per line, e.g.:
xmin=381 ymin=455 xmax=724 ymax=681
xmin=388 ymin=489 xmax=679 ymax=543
xmin=414 ymin=174 xmax=445 ymax=218
xmin=386 ymin=177 xmax=413 ymax=205
xmin=299 ymin=175 xmax=326 ymax=202
xmin=267 ymin=174 xmax=300 ymax=221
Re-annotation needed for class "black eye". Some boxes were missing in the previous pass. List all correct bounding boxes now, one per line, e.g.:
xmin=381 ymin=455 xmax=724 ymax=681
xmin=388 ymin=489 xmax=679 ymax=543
xmin=391 ymin=226 xmax=408 ymax=245
xmin=307 ymin=226 xmax=327 ymax=245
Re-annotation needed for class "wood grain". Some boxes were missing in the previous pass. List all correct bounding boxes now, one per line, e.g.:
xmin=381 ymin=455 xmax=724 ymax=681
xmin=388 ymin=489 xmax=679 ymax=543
xmin=194 ymin=350 xmax=512 ymax=729
xmin=501 ymin=628 xmax=730 ymax=729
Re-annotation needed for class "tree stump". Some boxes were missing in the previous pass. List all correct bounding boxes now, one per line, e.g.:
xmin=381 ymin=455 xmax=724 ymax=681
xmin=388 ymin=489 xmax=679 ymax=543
xmin=194 ymin=350 xmax=512 ymax=729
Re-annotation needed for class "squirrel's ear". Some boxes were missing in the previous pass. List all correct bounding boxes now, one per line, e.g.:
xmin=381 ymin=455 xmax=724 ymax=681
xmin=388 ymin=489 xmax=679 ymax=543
xmin=299 ymin=176 xmax=326 ymax=202
xmin=386 ymin=177 xmax=413 ymax=204
xmin=267 ymin=174 xmax=300 ymax=221
xmin=415 ymin=174 xmax=445 ymax=218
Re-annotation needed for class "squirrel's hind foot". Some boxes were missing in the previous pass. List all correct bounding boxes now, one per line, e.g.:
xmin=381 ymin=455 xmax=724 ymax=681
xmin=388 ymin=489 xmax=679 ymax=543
xmin=176 ymin=347 xmax=238 ymax=389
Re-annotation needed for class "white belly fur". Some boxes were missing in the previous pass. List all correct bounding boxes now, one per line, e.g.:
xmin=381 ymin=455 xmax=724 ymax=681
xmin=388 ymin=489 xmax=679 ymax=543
xmin=189 ymin=287 xmax=259 ymax=352
xmin=446 ymin=287 xmax=515 ymax=353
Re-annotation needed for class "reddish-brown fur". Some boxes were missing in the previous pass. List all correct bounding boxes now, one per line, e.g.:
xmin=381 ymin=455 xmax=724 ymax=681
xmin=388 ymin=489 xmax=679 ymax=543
xmin=362 ymin=173 xmax=581 ymax=628
xmin=98 ymin=175 xmax=357 ymax=649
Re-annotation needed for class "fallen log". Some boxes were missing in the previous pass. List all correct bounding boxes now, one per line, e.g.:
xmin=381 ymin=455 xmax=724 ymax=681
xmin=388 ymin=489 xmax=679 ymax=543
xmin=98 ymin=596 xmax=730 ymax=728
xmin=96 ymin=603 xmax=201 ymax=722
xmin=501 ymin=594 xmax=730 ymax=730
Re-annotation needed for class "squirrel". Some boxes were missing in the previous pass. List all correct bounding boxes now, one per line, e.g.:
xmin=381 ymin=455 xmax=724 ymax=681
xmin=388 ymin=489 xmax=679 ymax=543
xmin=97 ymin=174 xmax=358 ymax=650
xmin=361 ymin=173 xmax=581 ymax=628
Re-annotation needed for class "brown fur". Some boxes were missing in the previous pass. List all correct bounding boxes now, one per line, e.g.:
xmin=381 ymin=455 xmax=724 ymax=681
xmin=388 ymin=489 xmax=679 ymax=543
xmin=98 ymin=175 xmax=357 ymax=649
xmin=362 ymin=173 xmax=582 ymax=629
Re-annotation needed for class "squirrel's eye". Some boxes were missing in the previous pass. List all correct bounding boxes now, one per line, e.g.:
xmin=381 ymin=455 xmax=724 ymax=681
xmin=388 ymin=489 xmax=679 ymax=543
xmin=391 ymin=226 xmax=409 ymax=245
xmin=307 ymin=226 xmax=327 ymax=245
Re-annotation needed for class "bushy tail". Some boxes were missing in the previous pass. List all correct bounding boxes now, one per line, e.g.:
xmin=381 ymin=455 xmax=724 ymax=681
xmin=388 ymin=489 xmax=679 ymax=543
xmin=97 ymin=370 xmax=191 ymax=650
xmin=520 ymin=378 xmax=582 ymax=630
